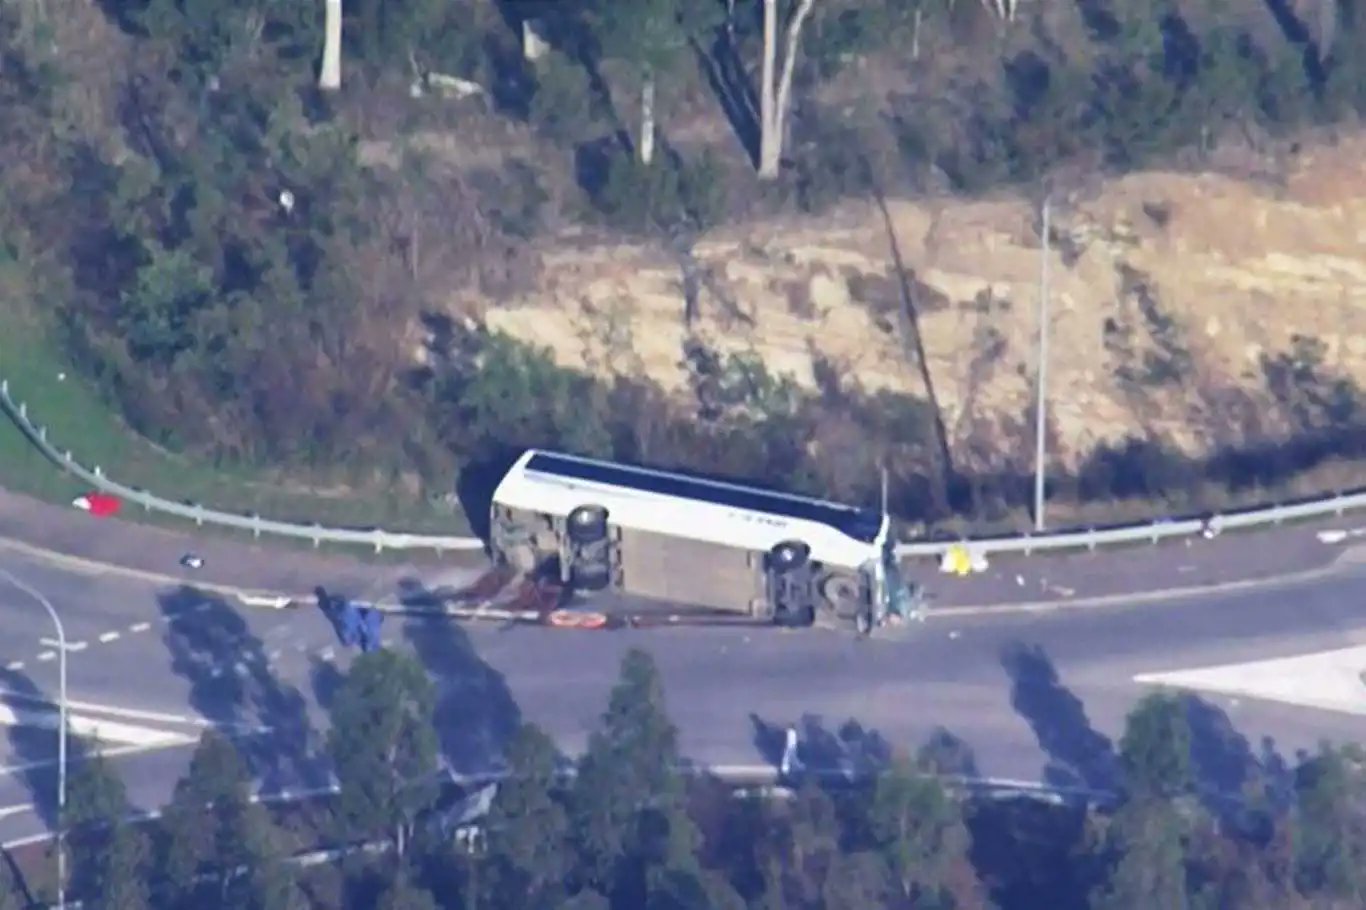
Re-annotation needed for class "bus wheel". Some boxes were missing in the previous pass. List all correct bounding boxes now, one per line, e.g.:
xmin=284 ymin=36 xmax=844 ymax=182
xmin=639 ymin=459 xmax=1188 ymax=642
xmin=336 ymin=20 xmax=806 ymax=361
xmin=567 ymin=505 xmax=610 ymax=545
xmin=778 ymin=604 xmax=816 ymax=628
xmin=570 ymin=560 xmax=611 ymax=592
xmin=769 ymin=540 xmax=811 ymax=573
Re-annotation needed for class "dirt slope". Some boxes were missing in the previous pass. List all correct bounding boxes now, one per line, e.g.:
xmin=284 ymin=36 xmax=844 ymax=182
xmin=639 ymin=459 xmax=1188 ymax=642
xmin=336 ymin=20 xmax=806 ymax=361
xmin=438 ymin=137 xmax=1366 ymax=474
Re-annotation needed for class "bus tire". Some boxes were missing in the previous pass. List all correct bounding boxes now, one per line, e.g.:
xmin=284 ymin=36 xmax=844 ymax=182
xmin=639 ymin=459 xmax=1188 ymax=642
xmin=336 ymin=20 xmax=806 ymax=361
xmin=778 ymin=604 xmax=816 ymax=628
xmin=570 ymin=560 xmax=611 ymax=592
xmin=769 ymin=540 xmax=810 ymax=573
xmin=567 ymin=505 xmax=610 ymax=545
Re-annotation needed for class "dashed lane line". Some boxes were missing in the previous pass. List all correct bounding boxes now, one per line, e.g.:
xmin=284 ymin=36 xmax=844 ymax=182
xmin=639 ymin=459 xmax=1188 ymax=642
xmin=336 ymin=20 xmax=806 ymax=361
xmin=129 ymin=622 xmax=151 ymax=633
xmin=35 ymin=652 xmax=53 ymax=662
xmin=99 ymin=631 xmax=120 ymax=643
xmin=3 ymin=663 xmax=20 ymax=672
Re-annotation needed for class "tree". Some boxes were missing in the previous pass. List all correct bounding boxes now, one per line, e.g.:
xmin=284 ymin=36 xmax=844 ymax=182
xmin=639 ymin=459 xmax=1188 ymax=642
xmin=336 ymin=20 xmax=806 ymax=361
xmin=320 ymin=0 xmax=342 ymax=90
xmin=482 ymin=723 xmax=572 ymax=909
xmin=1119 ymin=692 xmax=1193 ymax=800
xmin=376 ymin=870 xmax=439 ymax=910
xmin=866 ymin=757 xmax=985 ymax=907
xmin=159 ymin=731 xmax=299 ymax=910
xmin=65 ymin=750 xmax=150 ymax=910
xmin=568 ymin=648 xmax=699 ymax=906
xmin=587 ymin=0 xmax=721 ymax=165
xmin=757 ymin=0 xmax=819 ymax=179
xmin=1292 ymin=743 xmax=1366 ymax=902
xmin=327 ymin=649 xmax=439 ymax=860
xmin=1090 ymin=798 xmax=1193 ymax=910
xmin=753 ymin=781 xmax=843 ymax=907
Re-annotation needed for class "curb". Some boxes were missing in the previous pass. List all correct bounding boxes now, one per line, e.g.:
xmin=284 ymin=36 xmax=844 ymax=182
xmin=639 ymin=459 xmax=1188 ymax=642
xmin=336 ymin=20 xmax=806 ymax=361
xmin=2 ymin=526 xmax=1359 ymax=626
xmin=929 ymin=548 xmax=1358 ymax=618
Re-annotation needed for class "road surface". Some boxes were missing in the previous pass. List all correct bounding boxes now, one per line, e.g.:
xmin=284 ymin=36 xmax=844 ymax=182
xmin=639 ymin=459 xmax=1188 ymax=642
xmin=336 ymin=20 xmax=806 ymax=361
xmin=0 ymin=507 xmax=1364 ymax=844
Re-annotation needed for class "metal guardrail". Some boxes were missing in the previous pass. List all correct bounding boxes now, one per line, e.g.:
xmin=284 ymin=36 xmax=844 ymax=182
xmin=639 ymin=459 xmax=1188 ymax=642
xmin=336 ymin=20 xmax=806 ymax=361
xmin=4 ymin=376 xmax=1364 ymax=559
xmin=0 ymin=379 xmax=484 ymax=554
xmin=897 ymin=487 xmax=1366 ymax=558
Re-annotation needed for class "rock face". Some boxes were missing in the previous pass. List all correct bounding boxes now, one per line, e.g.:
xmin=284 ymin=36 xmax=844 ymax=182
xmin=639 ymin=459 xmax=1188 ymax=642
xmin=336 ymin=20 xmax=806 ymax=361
xmin=441 ymin=138 xmax=1366 ymax=474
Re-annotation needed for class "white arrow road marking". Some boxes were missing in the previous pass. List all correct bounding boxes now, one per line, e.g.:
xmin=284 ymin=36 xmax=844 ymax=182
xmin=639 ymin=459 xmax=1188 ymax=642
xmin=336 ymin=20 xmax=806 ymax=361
xmin=1134 ymin=644 xmax=1366 ymax=716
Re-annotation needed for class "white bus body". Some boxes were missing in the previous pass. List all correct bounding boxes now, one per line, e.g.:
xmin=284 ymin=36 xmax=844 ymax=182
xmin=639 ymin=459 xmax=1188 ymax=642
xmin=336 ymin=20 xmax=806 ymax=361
xmin=488 ymin=449 xmax=919 ymax=632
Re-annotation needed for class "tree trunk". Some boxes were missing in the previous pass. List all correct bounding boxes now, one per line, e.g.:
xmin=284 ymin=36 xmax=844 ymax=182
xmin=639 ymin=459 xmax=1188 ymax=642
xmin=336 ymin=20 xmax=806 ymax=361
xmin=640 ymin=74 xmax=656 ymax=166
xmin=757 ymin=0 xmax=817 ymax=180
xmin=319 ymin=0 xmax=343 ymax=91
xmin=758 ymin=0 xmax=779 ymax=178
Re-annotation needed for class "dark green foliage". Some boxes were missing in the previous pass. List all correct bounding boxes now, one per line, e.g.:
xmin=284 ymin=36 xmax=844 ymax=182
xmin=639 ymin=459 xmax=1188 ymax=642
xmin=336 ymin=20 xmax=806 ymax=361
xmin=481 ymin=723 xmax=572 ymax=909
xmin=568 ymin=649 xmax=700 ymax=907
xmin=66 ymin=750 xmax=151 ymax=910
xmin=327 ymin=650 xmax=439 ymax=860
xmin=1292 ymin=743 xmax=1366 ymax=902
xmin=375 ymin=870 xmax=439 ymax=910
xmin=591 ymin=148 xmax=727 ymax=234
xmin=158 ymin=731 xmax=299 ymax=910
xmin=1119 ymin=692 xmax=1193 ymax=799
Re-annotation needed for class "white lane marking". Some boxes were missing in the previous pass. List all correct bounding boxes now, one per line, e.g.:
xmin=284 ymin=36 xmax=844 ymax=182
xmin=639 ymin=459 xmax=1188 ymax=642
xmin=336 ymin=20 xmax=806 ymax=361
xmin=0 ymin=804 xmax=34 ymax=821
xmin=36 ymin=652 xmax=54 ymax=662
xmin=3 ymin=662 xmax=21 ymax=672
xmin=0 ymin=691 xmax=212 ymax=728
xmin=0 ymin=740 xmax=200 ymax=776
xmin=319 ymin=647 xmax=335 ymax=661
xmin=98 ymin=632 xmax=120 ymax=644
xmin=1135 ymin=644 xmax=1366 ymax=716
xmin=129 ymin=622 xmax=151 ymax=633
xmin=0 ymin=703 xmax=194 ymax=747
xmin=66 ymin=641 xmax=87 ymax=652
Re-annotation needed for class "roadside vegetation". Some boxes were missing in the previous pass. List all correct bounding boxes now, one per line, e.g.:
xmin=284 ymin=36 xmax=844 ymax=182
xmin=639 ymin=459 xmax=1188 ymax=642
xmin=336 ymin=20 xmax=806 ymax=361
xmin=5 ymin=646 xmax=1366 ymax=909
xmin=0 ymin=0 xmax=1362 ymax=534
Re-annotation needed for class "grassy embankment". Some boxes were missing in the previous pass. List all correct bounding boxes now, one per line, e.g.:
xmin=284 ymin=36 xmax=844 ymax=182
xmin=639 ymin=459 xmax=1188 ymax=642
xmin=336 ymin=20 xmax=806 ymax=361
xmin=0 ymin=305 xmax=471 ymax=547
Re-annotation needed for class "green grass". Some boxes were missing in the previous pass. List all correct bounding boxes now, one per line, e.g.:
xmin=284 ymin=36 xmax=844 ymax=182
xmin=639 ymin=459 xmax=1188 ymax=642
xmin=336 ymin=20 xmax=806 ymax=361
xmin=0 ymin=300 xmax=473 ymax=546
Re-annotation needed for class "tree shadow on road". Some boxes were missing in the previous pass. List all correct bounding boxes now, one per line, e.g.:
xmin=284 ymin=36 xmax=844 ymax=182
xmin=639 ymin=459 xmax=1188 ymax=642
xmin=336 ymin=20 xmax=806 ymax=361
xmin=0 ymin=666 xmax=83 ymax=831
xmin=1180 ymin=694 xmax=1301 ymax=839
xmin=1001 ymin=642 xmax=1120 ymax=793
xmin=748 ymin=712 xmax=894 ymax=781
xmin=399 ymin=613 xmax=522 ymax=777
xmin=158 ymin=586 xmax=324 ymax=795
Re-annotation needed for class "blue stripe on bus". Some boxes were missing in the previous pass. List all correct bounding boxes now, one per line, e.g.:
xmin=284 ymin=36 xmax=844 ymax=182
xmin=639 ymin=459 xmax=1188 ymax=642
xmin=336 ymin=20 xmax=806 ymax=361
xmin=524 ymin=451 xmax=883 ymax=544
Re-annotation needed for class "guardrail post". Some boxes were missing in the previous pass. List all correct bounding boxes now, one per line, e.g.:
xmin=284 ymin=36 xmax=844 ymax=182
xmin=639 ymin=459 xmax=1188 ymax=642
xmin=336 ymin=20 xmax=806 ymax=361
xmin=37 ymin=426 xmax=46 ymax=443
xmin=1087 ymin=530 xmax=1097 ymax=552
xmin=1335 ymin=493 xmax=1345 ymax=517
xmin=373 ymin=532 xmax=383 ymax=555
xmin=1 ymin=380 xmax=7 ymax=395
xmin=194 ymin=504 xmax=204 ymax=527
xmin=18 ymin=402 xmax=26 ymax=420
xmin=251 ymin=515 xmax=261 ymax=539
xmin=1148 ymin=523 xmax=1158 ymax=544
xmin=312 ymin=525 xmax=322 ymax=548
xmin=93 ymin=465 xmax=102 ymax=478
xmin=1271 ymin=506 xmax=1284 ymax=526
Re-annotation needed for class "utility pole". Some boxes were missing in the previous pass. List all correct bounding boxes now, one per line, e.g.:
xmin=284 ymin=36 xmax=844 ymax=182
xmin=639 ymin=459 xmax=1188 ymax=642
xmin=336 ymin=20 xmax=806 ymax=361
xmin=1033 ymin=195 xmax=1051 ymax=533
xmin=0 ymin=571 xmax=68 ymax=909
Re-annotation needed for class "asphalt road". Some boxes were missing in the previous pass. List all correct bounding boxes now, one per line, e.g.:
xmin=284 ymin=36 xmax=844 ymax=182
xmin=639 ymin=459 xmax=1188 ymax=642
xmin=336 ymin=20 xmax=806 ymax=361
xmin=0 ymin=522 xmax=1365 ymax=844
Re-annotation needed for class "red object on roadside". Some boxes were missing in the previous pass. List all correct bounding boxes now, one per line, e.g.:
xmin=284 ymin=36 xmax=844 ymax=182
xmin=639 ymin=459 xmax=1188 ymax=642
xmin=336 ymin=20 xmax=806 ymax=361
xmin=85 ymin=492 xmax=122 ymax=517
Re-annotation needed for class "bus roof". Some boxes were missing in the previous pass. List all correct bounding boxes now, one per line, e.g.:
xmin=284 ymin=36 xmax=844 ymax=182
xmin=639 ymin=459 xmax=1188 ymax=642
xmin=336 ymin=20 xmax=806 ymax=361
xmin=521 ymin=450 xmax=883 ymax=544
